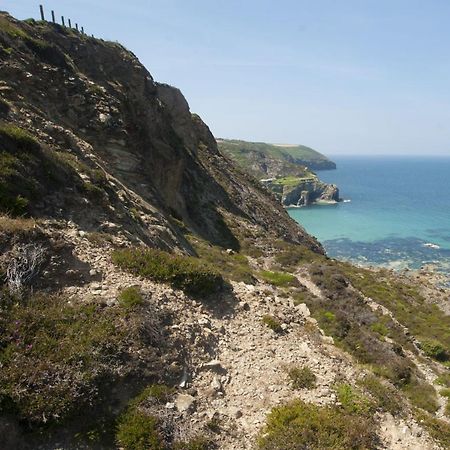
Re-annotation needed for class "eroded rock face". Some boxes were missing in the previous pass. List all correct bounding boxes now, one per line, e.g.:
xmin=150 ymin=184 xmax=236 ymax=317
xmin=0 ymin=13 xmax=323 ymax=253
xmin=264 ymin=177 xmax=340 ymax=206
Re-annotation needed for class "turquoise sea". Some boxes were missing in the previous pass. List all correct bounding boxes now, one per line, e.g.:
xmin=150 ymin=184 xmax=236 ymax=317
xmin=288 ymin=156 xmax=450 ymax=274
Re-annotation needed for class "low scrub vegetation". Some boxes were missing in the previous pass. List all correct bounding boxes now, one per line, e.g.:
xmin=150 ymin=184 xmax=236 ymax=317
xmin=414 ymin=410 xmax=450 ymax=449
xmin=258 ymin=270 xmax=297 ymax=287
xmin=257 ymin=399 xmax=379 ymax=450
xmin=0 ymin=215 xmax=36 ymax=234
xmin=116 ymin=384 xmax=212 ymax=449
xmin=358 ymin=375 xmax=404 ymax=416
xmin=0 ymin=123 xmax=79 ymax=216
xmin=335 ymin=383 xmax=373 ymax=415
xmin=262 ymin=314 xmax=283 ymax=333
xmin=118 ymin=286 xmax=144 ymax=311
xmin=273 ymin=240 xmax=321 ymax=270
xmin=419 ymin=338 xmax=448 ymax=362
xmin=340 ymin=263 xmax=450 ymax=365
xmin=401 ymin=377 xmax=439 ymax=413
xmin=307 ymin=262 xmax=414 ymax=387
xmin=188 ymin=235 xmax=255 ymax=284
xmin=287 ymin=366 xmax=316 ymax=389
xmin=112 ymin=247 xmax=223 ymax=297
xmin=116 ymin=411 xmax=161 ymax=450
xmin=0 ymin=291 xmax=126 ymax=426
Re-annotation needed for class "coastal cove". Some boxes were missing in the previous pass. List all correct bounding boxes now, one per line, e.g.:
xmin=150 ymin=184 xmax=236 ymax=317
xmin=288 ymin=156 xmax=450 ymax=272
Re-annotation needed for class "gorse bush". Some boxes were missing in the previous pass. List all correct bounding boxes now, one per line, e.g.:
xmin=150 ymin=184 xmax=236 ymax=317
xmin=257 ymin=399 xmax=379 ymax=450
xmin=116 ymin=385 xmax=168 ymax=449
xmin=112 ymin=247 xmax=223 ymax=297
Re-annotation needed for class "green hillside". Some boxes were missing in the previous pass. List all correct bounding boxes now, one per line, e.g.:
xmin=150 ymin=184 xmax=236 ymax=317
xmin=217 ymin=139 xmax=336 ymax=173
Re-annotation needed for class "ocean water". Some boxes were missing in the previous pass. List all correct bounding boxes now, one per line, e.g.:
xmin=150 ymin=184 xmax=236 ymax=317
xmin=288 ymin=156 xmax=450 ymax=273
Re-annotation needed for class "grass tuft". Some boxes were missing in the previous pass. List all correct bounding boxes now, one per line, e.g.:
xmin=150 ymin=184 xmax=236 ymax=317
xmin=258 ymin=270 xmax=297 ymax=287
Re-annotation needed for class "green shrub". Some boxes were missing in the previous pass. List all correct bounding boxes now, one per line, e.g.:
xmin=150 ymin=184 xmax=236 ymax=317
xmin=112 ymin=247 xmax=223 ymax=297
xmin=262 ymin=315 xmax=283 ymax=333
xmin=419 ymin=339 xmax=448 ymax=361
xmin=287 ymin=366 xmax=316 ymax=389
xmin=273 ymin=240 xmax=319 ymax=269
xmin=0 ymin=123 xmax=40 ymax=152
xmin=257 ymin=399 xmax=379 ymax=450
xmin=116 ymin=410 xmax=162 ymax=450
xmin=131 ymin=384 xmax=174 ymax=406
xmin=188 ymin=236 xmax=255 ymax=284
xmin=258 ymin=270 xmax=297 ymax=287
xmin=118 ymin=286 xmax=144 ymax=310
xmin=335 ymin=383 xmax=373 ymax=415
xmin=358 ymin=375 xmax=404 ymax=416
xmin=402 ymin=378 xmax=439 ymax=413
xmin=436 ymin=373 xmax=450 ymax=388
xmin=0 ymin=17 xmax=29 ymax=39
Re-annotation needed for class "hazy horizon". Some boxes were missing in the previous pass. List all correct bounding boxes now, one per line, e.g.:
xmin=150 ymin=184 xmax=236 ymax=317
xmin=5 ymin=0 xmax=450 ymax=156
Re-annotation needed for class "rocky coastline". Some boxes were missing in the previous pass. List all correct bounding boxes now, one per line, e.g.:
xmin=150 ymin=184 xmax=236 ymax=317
xmin=262 ymin=175 xmax=341 ymax=207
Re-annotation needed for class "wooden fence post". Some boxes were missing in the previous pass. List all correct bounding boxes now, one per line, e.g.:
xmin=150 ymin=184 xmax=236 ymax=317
xmin=75 ymin=23 xmax=79 ymax=31
xmin=39 ymin=5 xmax=45 ymax=21
xmin=68 ymin=18 xmax=72 ymax=28
xmin=61 ymin=16 xmax=65 ymax=27
xmin=51 ymin=10 xmax=55 ymax=23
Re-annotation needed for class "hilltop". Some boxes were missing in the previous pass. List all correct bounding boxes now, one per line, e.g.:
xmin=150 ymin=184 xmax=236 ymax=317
xmin=217 ymin=138 xmax=337 ymax=176
xmin=0 ymin=13 xmax=449 ymax=450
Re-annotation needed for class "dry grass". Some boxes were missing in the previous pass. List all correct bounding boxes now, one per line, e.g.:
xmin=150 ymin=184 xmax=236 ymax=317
xmin=0 ymin=215 xmax=36 ymax=233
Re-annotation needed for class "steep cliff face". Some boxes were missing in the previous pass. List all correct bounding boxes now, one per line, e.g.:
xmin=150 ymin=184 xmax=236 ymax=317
xmin=263 ymin=176 xmax=340 ymax=206
xmin=0 ymin=13 xmax=321 ymax=253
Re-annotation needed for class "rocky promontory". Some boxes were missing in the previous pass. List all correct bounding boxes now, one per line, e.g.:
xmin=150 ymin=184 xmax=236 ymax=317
xmin=262 ymin=175 xmax=340 ymax=206
xmin=216 ymin=138 xmax=340 ymax=207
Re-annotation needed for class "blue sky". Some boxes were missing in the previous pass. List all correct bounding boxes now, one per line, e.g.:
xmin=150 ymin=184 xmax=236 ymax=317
xmin=5 ymin=1 xmax=450 ymax=155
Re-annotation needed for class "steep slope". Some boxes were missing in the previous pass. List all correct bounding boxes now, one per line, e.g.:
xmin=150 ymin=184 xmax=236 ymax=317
xmin=0 ymin=13 xmax=449 ymax=450
xmin=217 ymin=138 xmax=337 ymax=173
xmin=0 ymin=13 xmax=320 ymax=254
